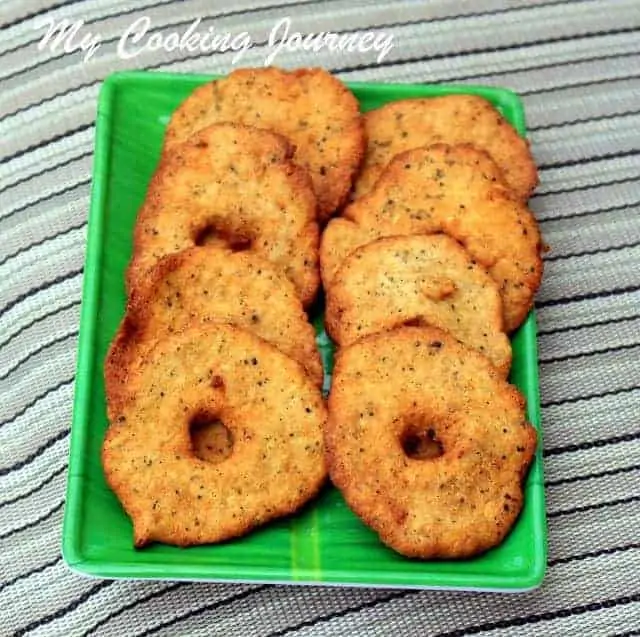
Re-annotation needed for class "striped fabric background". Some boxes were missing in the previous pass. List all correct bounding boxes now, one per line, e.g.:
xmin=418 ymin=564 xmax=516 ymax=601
xmin=1 ymin=0 xmax=639 ymax=635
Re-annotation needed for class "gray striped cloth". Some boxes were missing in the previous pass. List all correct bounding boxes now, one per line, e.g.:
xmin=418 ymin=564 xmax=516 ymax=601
xmin=1 ymin=0 xmax=639 ymax=635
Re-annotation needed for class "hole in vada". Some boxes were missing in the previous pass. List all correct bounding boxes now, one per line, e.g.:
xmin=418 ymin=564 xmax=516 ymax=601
xmin=194 ymin=224 xmax=252 ymax=252
xmin=190 ymin=413 xmax=233 ymax=464
xmin=401 ymin=426 xmax=444 ymax=460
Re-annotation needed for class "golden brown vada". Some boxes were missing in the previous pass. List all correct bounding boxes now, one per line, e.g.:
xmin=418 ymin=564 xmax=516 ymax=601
xmin=106 ymin=246 xmax=323 ymax=420
xmin=326 ymin=325 xmax=537 ymax=559
xmin=102 ymin=323 xmax=327 ymax=548
xmin=325 ymin=234 xmax=511 ymax=376
xmin=127 ymin=123 xmax=320 ymax=306
xmin=164 ymin=67 xmax=365 ymax=222
xmin=321 ymin=144 xmax=543 ymax=331
xmin=355 ymin=95 xmax=537 ymax=200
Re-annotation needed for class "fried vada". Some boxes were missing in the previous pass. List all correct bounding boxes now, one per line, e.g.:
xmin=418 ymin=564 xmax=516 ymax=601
xmin=321 ymin=144 xmax=543 ymax=331
xmin=164 ymin=67 xmax=365 ymax=222
xmin=325 ymin=234 xmax=511 ymax=376
xmin=127 ymin=123 xmax=320 ymax=306
xmin=106 ymin=246 xmax=323 ymax=420
xmin=355 ymin=94 xmax=537 ymax=200
xmin=326 ymin=325 xmax=537 ymax=559
xmin=102 ymin=323 xmax=327 ymax=547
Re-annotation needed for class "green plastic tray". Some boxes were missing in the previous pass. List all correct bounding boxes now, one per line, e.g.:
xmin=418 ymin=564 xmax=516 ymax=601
xmin=63 ymin=71 xmax=547 ymax=590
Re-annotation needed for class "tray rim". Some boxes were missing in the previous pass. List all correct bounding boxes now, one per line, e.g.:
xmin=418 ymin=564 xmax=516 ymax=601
xmin=62 ymin=70 xmax=547 ymax=591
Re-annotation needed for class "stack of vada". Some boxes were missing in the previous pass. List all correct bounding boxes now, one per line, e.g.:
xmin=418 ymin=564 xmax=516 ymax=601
xmin=103 ymin=67 xmax=364 ymax=548
xmin=103 ymin=68 xmax=544 ymax=559
xmin=323 ymin=96 xmax=542 ymax=559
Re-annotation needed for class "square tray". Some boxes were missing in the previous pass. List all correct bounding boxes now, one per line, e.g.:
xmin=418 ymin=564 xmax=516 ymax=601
xmin=63 ymin=71 xmax=547 ymax=590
